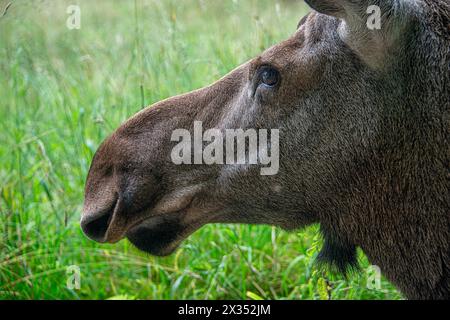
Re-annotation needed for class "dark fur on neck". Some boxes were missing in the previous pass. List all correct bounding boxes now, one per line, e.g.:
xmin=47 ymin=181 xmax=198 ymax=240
xmin=317 ymin=226 xmax=359 ymax=275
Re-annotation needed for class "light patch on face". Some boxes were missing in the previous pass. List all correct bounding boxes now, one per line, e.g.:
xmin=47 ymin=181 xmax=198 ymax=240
xmin=272 ymin=183 xmax=283 ymax=193
xmin=219 ymin=163 xmax=253 ymax=181
xmin=152 ymin=184 xmax=204 ymax=215
xmin=138 ymin=215 xmax=167 ymax=229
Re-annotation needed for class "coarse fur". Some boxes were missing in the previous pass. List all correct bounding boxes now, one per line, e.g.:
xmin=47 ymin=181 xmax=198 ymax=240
xmin=81 ymin=0 xmax=449 ymax=300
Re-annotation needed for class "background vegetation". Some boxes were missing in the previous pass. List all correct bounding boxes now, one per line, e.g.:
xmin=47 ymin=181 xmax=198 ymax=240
xmin=0 ymin=0 xmax=402 ymax=300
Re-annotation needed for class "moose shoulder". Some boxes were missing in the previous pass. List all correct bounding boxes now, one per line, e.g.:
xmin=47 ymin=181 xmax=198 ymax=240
xmin=81 ymin=0 xmax=450 ymax=300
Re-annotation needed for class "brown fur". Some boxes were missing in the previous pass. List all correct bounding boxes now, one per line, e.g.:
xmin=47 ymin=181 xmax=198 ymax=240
xmin=82 ymin=0 xmax=449 ymax=299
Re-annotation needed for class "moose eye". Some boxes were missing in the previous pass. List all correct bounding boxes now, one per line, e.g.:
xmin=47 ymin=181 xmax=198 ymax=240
xmin=259 ymin=67 xmax=280 ymax=87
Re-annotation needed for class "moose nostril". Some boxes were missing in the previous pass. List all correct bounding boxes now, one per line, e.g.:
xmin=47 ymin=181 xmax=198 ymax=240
xmin=81 ymin=212 xmax=112 ymax=243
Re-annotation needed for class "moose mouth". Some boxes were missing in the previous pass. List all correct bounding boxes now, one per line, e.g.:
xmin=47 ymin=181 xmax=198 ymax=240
xmin=126 ymin=213 xmax=192 ymax=256
xmin=82 ymin=184 xmax=213 ymax=256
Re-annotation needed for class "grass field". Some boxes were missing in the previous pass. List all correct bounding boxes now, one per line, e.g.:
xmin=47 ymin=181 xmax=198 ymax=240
xmin=0 ymin=0 xmax=402 ymax=300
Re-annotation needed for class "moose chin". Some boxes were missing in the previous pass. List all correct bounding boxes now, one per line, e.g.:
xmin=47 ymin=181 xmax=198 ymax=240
xmin=81 ymin=0 xmax=450 ymax=300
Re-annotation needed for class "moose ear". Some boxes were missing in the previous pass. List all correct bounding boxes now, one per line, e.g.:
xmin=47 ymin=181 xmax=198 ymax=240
xmin=304 ymin=0 xmax=347 ymax=18
xmin=304 ymin=0 xmax=381 ymax=22
xmin=304 ymin=0 xmax=406 ymax=69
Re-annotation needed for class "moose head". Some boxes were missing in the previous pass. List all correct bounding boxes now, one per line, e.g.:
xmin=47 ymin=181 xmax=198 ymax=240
xmin=81 ymin=0 xmax=449 ymax=300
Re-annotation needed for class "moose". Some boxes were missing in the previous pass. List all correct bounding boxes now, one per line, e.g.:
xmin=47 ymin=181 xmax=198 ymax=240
xmin=81 ymin=0 xmax=449 ymax=300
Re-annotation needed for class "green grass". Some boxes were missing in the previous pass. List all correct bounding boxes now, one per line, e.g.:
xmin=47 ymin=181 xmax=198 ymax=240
xmin=0 ymin=0 xmax=402 ymax=300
